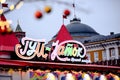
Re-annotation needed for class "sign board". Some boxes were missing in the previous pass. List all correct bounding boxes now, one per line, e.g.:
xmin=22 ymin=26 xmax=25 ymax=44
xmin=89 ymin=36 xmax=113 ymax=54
xmin=15 ymin=37 xmax=87 ymax=63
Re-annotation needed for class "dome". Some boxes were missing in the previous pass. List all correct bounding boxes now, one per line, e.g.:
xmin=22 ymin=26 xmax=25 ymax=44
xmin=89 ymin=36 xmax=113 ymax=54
xmin=66 ymin=18 xmax=99 ymax=37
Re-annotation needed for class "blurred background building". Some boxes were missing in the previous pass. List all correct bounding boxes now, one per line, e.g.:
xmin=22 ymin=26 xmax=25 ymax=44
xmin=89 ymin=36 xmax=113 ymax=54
xmin=0 ymin=16 xmax=120 ymax=80
xmin=0 ymin=0 xmax=120 ymax=80
xmin=48 ymin=17 xmax=120 ymax=66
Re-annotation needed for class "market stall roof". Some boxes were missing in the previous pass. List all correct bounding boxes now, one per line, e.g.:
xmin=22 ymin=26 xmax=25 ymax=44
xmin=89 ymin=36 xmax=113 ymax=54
xmin=0 ymin=59 xmax=31 ymax=67
xmin=0 ymin=33 xmax=19 ymax=51
xmin=0 ymin=59 xmax=119 ymax=71
xmin=55 ymin=24 xmax=73 ymax=43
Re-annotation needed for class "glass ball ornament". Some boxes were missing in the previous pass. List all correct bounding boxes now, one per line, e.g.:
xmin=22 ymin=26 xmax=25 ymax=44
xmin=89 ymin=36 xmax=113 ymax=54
xmin=44 ymin=6 xmax=52 ymax=13
xmin=64 ymin=9 xmax=70 ymax=16
xmin=34 ymin=10 xmax=43 ymax=19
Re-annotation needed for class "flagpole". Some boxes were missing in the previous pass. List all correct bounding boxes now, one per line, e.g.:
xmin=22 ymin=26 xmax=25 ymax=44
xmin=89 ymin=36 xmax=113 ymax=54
xmin=63 ymin=15 xmax=64 ymax=24
xmin=73 ymin=0 xmax=76 ymax=18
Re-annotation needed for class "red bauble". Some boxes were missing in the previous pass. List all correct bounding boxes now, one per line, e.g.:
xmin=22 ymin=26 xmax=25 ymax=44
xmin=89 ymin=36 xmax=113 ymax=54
xmin=64 ymin=9 xmax=70 ymax=16
xmin=34 ymin=10 xmax=43 ymax=19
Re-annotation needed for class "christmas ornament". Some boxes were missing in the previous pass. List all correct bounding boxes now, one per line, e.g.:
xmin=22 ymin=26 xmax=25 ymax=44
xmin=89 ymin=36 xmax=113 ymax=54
xmin=0 ymin=0 xmax=6 ymax=3
xmin=44 ymin=6 xmax=52 ymax=13
xmin=0 ymin=9 xmax=3 ymax=14
xmin=46 ymin=73 xmax=56 ymax=80
xmin=7 ymin=27 xmax=12 ymax=33
xmin=34 ymin=10 xmax=43 ymax=19
xmin=0 ymin=26 xmax=5 ymax=33
xmin=10 ymin=5 xmax=15 ymax=11
xmin=64 ymin=9 xmax=70 ymax=16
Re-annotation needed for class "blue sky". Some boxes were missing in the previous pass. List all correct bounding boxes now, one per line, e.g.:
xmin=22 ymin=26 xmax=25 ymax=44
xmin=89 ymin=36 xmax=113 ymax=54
xmin=5 ymin=0 xmax=120 ymax=43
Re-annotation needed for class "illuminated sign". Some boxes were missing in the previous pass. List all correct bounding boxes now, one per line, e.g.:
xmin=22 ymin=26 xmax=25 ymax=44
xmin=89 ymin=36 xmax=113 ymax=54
xmin=51 ymin=40 xmax=86 ymax=62
xmin=15 ymin=37 xmax=49 ymax=60
xmin=15 ymin=37 xmax=87 ymax=62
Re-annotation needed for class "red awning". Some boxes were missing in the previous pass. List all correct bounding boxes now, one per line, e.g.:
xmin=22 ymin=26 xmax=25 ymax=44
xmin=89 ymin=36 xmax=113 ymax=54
xmin=0 ymin=59 xmax=31 ymax=67
xmin=0 ymin=59 xmax=119 ymax=71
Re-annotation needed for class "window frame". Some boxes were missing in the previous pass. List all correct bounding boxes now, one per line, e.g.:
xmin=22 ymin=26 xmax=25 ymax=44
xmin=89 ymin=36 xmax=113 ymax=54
xmin=94 ymin=52 xmax=99 ymax=62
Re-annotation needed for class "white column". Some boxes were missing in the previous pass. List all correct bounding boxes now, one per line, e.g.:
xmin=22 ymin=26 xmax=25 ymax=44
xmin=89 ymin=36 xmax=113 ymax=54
xmin=114 ymin=46 xmax=119 ymax=59
xmin=105 ymin=48 xmax=110 ymax=60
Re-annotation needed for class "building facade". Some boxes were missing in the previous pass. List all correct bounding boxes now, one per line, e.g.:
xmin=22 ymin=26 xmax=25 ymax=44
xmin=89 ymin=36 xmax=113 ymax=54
xmin=0 ymin=17 xmax=120 ymax=80
xmin=48 ymin=18 xmax=120 ymax=66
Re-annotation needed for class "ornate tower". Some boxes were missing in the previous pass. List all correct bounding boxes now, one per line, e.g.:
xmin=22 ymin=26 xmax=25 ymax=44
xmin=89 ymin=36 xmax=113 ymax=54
xmin=15 ymin=21 xmax=25 ymax=41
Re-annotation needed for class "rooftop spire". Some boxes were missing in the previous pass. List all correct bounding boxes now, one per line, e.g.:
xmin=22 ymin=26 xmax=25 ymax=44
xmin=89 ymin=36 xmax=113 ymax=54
xmin=73 ymin=0 xmax=76 ymax=18
xmin=15 ymin=20 xmax=23 ymax=32
xmin=71 ymin=1 xmax=81 ymax=23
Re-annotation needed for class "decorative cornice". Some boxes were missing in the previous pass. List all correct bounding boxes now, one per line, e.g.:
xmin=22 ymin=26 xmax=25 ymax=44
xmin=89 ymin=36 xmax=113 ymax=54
xmin=85 ymin=40 xmax=120 ymax=51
